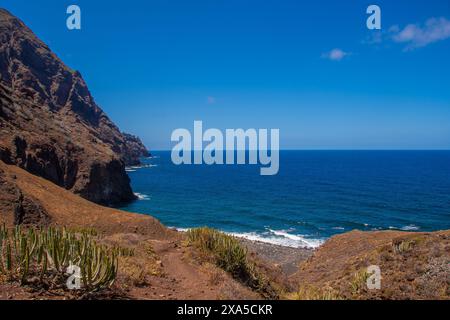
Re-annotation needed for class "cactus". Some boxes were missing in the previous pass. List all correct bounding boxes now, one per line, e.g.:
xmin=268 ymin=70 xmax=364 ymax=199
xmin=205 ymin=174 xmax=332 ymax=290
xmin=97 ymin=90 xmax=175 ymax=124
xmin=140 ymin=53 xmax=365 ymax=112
xmin=0 ymin=225 xmax=122 ymax=292
xmin=5 ymin=241 xmax=12 ymax=271
xmin=187 ymin=227 xmax=276 ymax=298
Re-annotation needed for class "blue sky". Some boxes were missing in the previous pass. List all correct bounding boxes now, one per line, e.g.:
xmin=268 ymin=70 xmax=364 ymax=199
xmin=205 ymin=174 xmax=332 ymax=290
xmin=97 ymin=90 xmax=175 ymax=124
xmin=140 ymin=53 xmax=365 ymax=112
xmin=2 ymin=0 xmax=450 ymax=150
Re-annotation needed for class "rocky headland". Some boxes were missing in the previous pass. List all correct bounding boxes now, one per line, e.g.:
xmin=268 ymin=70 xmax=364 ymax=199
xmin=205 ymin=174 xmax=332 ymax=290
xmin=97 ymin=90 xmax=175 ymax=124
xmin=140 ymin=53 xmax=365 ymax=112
xmin=0 ymin=8 xmax=148 ymax=205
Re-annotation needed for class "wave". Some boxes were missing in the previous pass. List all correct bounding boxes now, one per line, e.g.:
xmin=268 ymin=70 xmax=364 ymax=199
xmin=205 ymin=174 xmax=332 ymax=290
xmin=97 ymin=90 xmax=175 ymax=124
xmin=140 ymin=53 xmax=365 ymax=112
xmin=134 ymin=192 xmax=150 ymax=201
xmin=230 ymin=231 xmax=323 ymax=249
xmin=173 ymin=227 xmax=323 ymax=249
xmin=265 ymin=229 xmax=324 ymax=248
xmin=400 ymin=224 xmax=420 ymax=231
xmin=389 ymin=224 xmax=420 ymax=231
xmin=126 ymin=164 xmax=157 ymax=171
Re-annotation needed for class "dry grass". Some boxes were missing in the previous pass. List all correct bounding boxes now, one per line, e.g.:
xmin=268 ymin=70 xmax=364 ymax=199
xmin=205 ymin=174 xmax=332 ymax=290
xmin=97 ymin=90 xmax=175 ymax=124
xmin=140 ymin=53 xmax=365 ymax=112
xmin=286 ymin=285 xmax=342 ymax=300
xmin=117 ymin=241 xmax=163 ymax=288
xmin=202 ymin=263 xmax=226 ymax=286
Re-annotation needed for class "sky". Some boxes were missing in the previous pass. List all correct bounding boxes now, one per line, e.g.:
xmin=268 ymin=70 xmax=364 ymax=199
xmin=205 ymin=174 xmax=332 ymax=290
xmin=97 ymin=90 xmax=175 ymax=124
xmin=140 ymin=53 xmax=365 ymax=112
xmin=2 ymin=0 xmax=450 ymax=150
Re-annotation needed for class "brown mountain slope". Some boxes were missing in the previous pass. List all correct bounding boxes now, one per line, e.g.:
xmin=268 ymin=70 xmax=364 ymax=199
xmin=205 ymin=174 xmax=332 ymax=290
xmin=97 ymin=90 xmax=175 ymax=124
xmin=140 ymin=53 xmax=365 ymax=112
xmin=291 ymin=230 xmax=449 ymax=300
xmin=0 ymin=8 xmax=148 ymax=205
xmin=0 ymin=160 xmax=260 ymax=300
xmin=0 ymin=160 xmax=168 ymax=236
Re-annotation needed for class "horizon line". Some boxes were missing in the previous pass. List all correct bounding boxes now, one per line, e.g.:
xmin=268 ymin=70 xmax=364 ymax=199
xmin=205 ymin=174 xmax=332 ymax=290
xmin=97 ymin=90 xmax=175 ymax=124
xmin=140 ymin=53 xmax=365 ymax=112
xmin=148 ymin=149 xmax=450 ymax=152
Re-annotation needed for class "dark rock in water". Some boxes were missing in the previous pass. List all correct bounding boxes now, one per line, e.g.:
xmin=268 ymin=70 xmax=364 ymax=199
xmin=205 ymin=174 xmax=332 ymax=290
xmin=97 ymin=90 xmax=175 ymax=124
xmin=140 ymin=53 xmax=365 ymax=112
xmin=77 ymin=159 xmax=136 ymax=205
xmin=0 ymin=9 xmax=148 ymax=205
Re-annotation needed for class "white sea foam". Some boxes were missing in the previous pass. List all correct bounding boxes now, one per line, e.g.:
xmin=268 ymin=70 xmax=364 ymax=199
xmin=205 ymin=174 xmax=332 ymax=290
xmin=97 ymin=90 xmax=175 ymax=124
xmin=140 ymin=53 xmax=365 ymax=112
xmin=134 ymin=193 xmax=150 ymax=201
xmin=389 ymin=225 xmax=420 ymax=231
xmin=174 ymin=227 xmax=323 ymax=249
xmin=267 ymin=229 xmax=324 ymax=248
xmin=400 ymin=225 xmax=420 ymax=231
xmin=126 ymin=164 xmax=157 ymax=171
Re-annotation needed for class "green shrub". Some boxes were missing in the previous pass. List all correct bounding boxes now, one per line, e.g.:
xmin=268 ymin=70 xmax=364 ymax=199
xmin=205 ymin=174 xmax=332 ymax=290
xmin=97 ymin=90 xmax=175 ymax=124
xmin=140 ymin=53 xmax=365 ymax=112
xmin=350 ymin=269 xmax=370 ymax=296
xmin=393 ymin=239 xmax=415 ymax=254
xmin=187 ymin=227 xmax=277 ymax=298
xmin=0 ymin=225 xmax=118 ymax=292
xmin=187 ymin=227 xmax=247 ymax=274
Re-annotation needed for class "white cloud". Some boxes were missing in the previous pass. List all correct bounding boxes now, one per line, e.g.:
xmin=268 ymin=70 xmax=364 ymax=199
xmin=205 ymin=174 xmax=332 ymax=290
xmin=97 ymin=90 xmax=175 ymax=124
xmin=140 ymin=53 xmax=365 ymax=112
xmin=391 ymin=17 xmax=450 ymax=49
xmin=322 ymin=48 xmax=350 ymax=61
xmin=366 ymin=17 xmax=450 ymax=50
xmin=207 ymin=96 xmax=216 ymax=104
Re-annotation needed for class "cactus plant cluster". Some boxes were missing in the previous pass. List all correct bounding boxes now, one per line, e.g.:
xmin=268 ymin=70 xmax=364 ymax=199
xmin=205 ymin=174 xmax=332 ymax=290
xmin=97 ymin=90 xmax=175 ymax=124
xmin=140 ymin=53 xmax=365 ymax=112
xmin=0 ymin=225 xmax=118 ymax=291
xmin=187 ymin=227 xmax=247 ymax=275
xmin=186 ymin=227 xmax=277 ymax=298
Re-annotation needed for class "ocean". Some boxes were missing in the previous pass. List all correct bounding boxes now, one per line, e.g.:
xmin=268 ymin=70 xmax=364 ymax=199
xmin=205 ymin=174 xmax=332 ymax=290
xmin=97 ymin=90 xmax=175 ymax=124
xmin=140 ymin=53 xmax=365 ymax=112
xmin=119 ymin=151 xmax=450 ymax=248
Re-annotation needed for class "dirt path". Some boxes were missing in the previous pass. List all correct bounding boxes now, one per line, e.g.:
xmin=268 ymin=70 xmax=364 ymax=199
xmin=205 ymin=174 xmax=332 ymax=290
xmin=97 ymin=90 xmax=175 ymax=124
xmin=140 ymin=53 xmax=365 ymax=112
xmin=126 ymin=239 xmax=259 ymax=300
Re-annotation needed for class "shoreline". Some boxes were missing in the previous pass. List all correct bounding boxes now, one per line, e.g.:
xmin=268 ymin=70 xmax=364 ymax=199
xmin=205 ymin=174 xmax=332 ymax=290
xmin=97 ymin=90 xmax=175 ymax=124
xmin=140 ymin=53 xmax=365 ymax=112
xmin=239 ymin=237 xmax=314 ymax=276
xmin=174 ymin=228 xmax=315 ymax=276
xmin=171 ymin=227 xmax=324 ymax=249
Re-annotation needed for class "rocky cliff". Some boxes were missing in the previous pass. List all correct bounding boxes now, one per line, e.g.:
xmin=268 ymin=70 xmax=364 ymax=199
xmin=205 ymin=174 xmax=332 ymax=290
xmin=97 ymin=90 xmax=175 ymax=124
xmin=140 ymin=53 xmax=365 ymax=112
xmin=0 ymin=8 xmax=148 ymax=205
xmin=0 ymin=163 xmax=51 ymax=226
xmin=122 ymin=133 xmax=151 ymax=166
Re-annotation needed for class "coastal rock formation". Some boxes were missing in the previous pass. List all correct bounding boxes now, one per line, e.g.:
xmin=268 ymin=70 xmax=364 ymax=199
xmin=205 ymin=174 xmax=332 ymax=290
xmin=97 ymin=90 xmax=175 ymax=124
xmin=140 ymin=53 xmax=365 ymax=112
xmin=0 ymin=164 xmax=50 ymax=226
xmin=0 ymin=9 xmax=148 ymax=205
xmin=0 ymin=160 xmax=168 ymax=236
xmin=121 ymin=133 xmax=151 ymax=166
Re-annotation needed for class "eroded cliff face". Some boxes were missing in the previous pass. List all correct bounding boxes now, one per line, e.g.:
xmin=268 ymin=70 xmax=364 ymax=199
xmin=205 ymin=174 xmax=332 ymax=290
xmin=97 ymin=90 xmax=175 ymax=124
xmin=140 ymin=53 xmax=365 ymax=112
xmin=122 ymin=133 xmax=151 ymax=166
xmin=0 ymin=9 xmax=148 ymax=205
xmin=0 ymin=164 xmax=51 ymax=226
xmin=0 ymin=160 xmax=169 ymax=236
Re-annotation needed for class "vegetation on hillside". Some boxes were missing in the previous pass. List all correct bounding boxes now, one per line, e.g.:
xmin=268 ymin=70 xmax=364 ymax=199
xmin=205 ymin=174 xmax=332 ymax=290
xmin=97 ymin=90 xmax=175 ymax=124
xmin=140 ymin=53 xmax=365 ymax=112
xmin=0 ymin=225 xmax=120 ymax=292
xmin=186 ymin=227 xmax=279 ymax=298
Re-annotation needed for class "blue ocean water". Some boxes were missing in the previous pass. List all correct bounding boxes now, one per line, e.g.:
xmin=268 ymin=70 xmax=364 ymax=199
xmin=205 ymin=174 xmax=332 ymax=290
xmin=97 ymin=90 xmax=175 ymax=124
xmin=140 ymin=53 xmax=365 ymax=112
xmin=119 ymin=151 xmax=450 ymax=248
